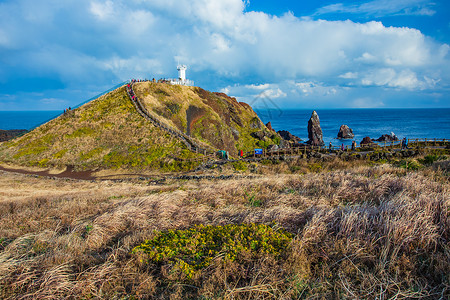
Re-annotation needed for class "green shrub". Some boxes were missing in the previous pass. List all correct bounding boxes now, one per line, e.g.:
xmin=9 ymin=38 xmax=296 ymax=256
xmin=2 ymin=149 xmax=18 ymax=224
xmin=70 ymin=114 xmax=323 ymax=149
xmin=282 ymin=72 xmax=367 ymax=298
xmin=67 ymin=127 xmax=95 ymax=138
xmin=79 ymin=147 xmax=103 ymax=161
xmin=232 ymin=160 xmax=248 ymax=171
xmin=132 ymin=223 xmax=293 ymax=280
xmin=395 ymin=159 xmax=422 ymax=170
xmin=308 ymin=163 xmax=322 ymax=172
xmin=53 ymin=149 xmax=68 ymax=159
xmin=419 ymin=154 xmax=447 ymax=166
xmin=13 ymin=134 xmax=54 ymax=159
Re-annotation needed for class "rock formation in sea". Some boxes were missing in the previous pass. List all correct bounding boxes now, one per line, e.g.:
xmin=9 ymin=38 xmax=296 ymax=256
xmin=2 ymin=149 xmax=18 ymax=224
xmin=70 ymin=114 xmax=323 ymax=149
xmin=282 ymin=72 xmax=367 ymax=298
xmin=360 ymin=136 xmax=373 ymax=145
xmin=375 ymin=132 xmax=399 ymax=142
xmin=277 ymin=130 xmax=302 ymax=142
xmin=337 ymin=125 xmax=354 ymax=139
xmin=307 ymin=111 xmax=324 ymax=146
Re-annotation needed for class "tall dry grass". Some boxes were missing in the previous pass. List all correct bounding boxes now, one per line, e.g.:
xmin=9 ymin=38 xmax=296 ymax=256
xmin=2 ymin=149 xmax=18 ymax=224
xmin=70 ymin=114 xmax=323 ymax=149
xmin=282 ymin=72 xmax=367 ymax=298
xmin=0 ymin=164 xmax=448 ymax=299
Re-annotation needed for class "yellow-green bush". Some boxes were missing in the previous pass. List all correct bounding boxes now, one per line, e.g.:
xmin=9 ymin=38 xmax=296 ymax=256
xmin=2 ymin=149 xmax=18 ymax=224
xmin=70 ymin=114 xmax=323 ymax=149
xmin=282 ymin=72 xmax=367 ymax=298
xmin=132 ymin=223 xmax=293 ymax=280
xmin=232 ymin=160 xmax=248 ymax=171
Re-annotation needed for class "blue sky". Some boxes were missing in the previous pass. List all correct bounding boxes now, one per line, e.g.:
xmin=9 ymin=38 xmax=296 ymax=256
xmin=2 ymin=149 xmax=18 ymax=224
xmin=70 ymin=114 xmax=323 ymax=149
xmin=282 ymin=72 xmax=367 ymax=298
xmin=0 ymin=0 xmax=449 ymax=110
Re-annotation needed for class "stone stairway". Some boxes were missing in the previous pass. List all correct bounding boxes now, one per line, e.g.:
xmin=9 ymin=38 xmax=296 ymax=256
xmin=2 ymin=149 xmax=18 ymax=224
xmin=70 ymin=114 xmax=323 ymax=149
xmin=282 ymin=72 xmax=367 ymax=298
xmin=126 ymin=82 xmax=215 ymax=155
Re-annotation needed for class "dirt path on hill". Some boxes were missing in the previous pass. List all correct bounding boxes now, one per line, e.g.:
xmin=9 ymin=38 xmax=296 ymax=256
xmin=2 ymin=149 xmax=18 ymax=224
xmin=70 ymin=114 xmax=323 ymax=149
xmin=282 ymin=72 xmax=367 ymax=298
xmin=0 ymin=165 xmax=95 ymax=180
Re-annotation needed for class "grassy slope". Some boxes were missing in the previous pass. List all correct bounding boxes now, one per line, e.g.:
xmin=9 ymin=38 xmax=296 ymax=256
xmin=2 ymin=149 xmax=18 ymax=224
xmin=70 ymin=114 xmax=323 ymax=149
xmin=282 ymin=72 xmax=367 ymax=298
xmin=0 ymin=86 xmax=203 ymax=172
xmin=133 ymin=82 xmax=278 ymax=155
xmin=0 ymin=163 xmax=448 ymax=299
xmin=0 ymin=83 xmax=276 ymax=171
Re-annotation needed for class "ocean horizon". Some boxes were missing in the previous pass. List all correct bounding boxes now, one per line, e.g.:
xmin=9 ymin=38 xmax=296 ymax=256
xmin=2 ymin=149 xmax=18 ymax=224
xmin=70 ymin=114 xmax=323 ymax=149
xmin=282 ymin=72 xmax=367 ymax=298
xmin=1 ymin=108 xmax=449 ymax=146
xmin=255 ymin=108 xmax=450 ymax=146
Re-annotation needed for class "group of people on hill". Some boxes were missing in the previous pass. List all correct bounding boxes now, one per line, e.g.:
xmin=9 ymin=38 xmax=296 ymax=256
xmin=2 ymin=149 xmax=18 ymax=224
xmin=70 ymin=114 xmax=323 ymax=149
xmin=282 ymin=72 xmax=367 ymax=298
xmin=63 ymin=107 xmax=71 ymax=114
xmin=129 ymin=77 xmax=177 ymax=85
xmin=130 ymin=78 xmax=157 ymax=83
xmin=127 ymin=83 xmax=137 ymax=101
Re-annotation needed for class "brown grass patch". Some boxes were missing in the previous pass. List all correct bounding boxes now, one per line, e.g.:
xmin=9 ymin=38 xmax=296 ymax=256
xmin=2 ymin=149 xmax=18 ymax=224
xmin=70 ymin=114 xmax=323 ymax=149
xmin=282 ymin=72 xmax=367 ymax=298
xmin=0 ymin=164 xmax=448 ymax=299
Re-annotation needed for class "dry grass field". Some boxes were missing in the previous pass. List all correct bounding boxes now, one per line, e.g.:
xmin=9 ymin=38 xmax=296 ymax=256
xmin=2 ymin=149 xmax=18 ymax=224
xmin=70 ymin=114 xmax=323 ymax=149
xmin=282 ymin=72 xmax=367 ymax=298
xmin=0 ymin=161 xmax=448 ymax=299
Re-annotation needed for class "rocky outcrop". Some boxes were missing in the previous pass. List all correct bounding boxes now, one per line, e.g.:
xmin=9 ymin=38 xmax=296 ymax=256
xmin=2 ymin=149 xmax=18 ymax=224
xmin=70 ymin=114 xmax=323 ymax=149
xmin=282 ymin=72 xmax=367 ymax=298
xmin=337 ymin=125 xmax=354 ymax=139
xmin=307 ymin=111 xmax=324 ymax=146
xmin=267 ymin=144 xmax=279 ymax=151
xmin=265 ymin=122 xmax=275 ymax=132
xmin=0 ymin=129 xmax=28 ymax=142
xmin=360 ymin=136 xmax=373 ymax=145
xmin=375 ymin=132 xmax=399 ymax=142
xmin=277 ymin=130 xmax=302 ymax=142
xmin=250 ymin=130 xmax=272 ymax=140
xmin=249 ymin=117 xmax=263 ymax=129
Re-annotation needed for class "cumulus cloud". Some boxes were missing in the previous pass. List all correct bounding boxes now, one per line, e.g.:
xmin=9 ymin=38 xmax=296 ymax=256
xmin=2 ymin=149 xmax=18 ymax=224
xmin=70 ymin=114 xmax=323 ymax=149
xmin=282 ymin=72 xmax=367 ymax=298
xmin=360 ymin=68 xmax=435 ymax=89
xmin=0 ymin=0 xmax=448 ymax=109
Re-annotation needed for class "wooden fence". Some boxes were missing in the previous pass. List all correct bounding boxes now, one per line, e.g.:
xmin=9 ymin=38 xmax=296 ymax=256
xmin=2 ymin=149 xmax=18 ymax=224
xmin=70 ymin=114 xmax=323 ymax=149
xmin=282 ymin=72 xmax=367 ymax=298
xmin=243 ymin=138 xmax=449 ymax=159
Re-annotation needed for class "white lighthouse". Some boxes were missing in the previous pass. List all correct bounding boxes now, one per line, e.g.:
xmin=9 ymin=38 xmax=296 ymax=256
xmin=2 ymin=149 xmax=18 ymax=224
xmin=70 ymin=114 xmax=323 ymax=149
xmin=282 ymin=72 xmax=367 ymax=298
xmin=169 ymin=64 xmax=194 ymax=86
xmin=177 ymin=64 xmax=186 ymax=82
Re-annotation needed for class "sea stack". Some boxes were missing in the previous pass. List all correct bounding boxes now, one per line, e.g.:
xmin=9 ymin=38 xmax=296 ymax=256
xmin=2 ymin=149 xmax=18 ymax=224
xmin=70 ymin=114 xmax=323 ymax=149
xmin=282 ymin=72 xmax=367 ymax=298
xmin=337 ymin=125 xmax=354 ymax=139
xmin=307 ymin=111 xmax=324 ymax=146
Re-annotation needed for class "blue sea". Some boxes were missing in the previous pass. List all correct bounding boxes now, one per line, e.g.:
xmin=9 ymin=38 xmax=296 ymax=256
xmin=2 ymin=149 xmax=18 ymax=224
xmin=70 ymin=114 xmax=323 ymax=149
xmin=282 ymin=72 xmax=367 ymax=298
xmin=0 ymin=109 xmax=449 ymax=146
xmin=255 ymin=108 xmax=450 ymax=146
xmin=0 ymin=111 xmax=61 ymax=131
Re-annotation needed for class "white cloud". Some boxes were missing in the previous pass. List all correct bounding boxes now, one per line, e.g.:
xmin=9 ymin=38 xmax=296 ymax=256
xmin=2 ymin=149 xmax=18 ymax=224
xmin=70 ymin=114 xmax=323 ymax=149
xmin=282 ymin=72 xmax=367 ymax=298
xmin=90 ymin=1 xmax=114 ymax=20
xmin=339 ymin=72 xmax=359 ymax=79
xmin=360 ymin=68 xmax=434 ymax=89
xmin=0 ymin=0 xmax=448 ymax=110
xmin=262 ymin=88 xmax=287 ymax=99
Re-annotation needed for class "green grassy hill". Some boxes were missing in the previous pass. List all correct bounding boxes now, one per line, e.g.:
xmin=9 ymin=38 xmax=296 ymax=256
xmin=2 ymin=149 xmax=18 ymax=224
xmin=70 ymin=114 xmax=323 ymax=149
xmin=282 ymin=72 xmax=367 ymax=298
xmin=133 ymin=81 xmax=278 ymax=154
xmin=0 ymin=83 xmax=278 ymax=172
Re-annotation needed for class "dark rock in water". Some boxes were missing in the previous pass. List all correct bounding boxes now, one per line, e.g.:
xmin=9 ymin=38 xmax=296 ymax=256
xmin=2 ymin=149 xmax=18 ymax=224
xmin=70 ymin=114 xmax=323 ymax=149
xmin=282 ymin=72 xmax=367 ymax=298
xmin=277 ymin=130 xmax=302 ymax=142
xmin=0 ymin=129 xmax=28 ymax=142
xmin=375 ymin=132 xmax=399 ymax=142
xmin=265 ymin=122 xmax=275 ymax=132
xmin=307 ymin=111 xmax=324 ymax=146
xmin=337 ymin=124 xmax=354 ymax=139
xmin=360 ymin=136 xmax=373 ymax=145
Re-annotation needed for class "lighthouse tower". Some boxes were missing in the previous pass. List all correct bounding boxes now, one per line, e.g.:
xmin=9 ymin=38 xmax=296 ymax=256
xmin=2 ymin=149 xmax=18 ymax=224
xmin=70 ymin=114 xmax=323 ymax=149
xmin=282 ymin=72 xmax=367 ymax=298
xmin=177 ymin=65 xmax=187 ymax=82
xmin=169 ymin=64 xmax=194 ymax=86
